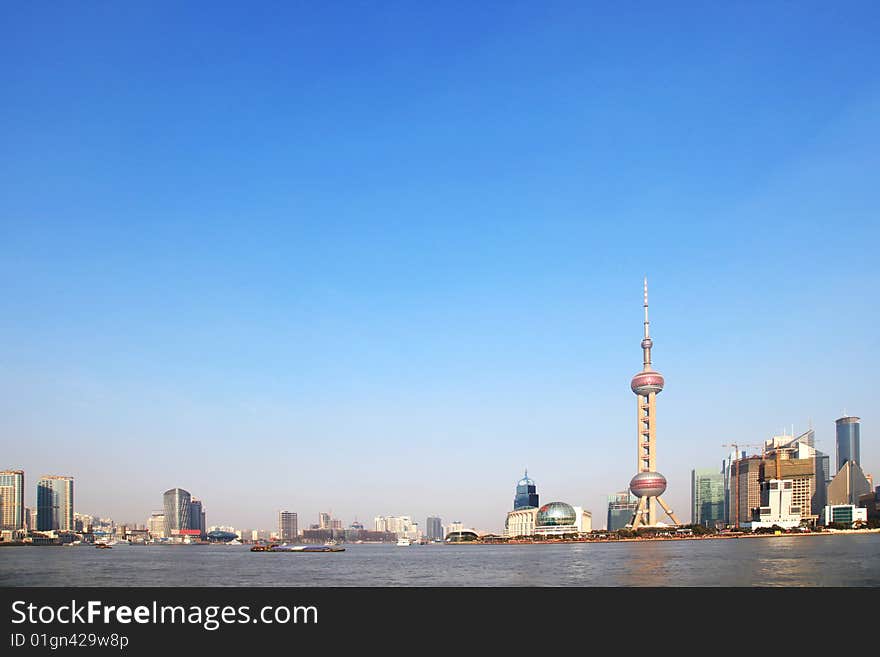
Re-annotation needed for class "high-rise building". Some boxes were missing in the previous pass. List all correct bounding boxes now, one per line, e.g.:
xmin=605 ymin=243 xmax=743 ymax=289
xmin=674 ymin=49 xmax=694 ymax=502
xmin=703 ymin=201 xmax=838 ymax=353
xmin=628 ymin=279 xmax=680 ymax=527
xmin=37 ymin=475 xmax=74 ymax=532
xmin=732 ymin=457 xmax=763 ymax=527
xmin=761 ymin=432 xmax=820 ymax=525
xmin=513 ymin=470 xmax=539 ymax=510
xmin=318 ymin=512 xmax=331 ymax=530
xmin=835 ymin=416 xmax=861 ymax=472
xmin=606 ymin=490 xmax=638 ymax=531
xmin=374 ymin=515 xmax=420 ymax=540
xmin=189 ymin=499 xmax=206 ymax=538
xmin=0 ymin=470 xmax=25 ymax=531
xmin=278 ymin=511 xmax=298 ymax=542
xmin=426 ymin=516 xmax=443 ymax=541
xmin=691 ymin=469 xmax=725 ymax=528
xmin=722 ymin=448 xmax=745 ymax=526
xmin=162 ymin=488 xmax=192 ymax=536
xmin=148 ymin=512 xmax=166 ymax=539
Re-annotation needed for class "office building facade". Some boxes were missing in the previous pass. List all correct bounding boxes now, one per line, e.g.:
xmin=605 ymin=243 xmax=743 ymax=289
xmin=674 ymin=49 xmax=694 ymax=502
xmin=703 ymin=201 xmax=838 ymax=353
xmin=691 ymin=469 xmax=725 ymax=528
xmin=835 ymin=416 xmax=860 ymax=472
xmin=278 ymin=511 xmax=298 ymax=542
xmin=822 ymin=504 xmax=867 ymax=527
xmin=606 ymin=490 xmax=638 ymax=531
xmin=0 ymin=470 xmax=25 ymax=531
xmin=426 ymin=516 xmax=443 ymax=541
xmin=744 ymin=479 xmax=802 ymax=530
xmin=163 ymin=488 xmax=192 ymax=536
xmin=148 ymin=512 xmax=166 ymax=539
xmin=189 ymin=499 xmax=206 ymax=538
xmin=37 ymin=475 xmax=74 ymax=532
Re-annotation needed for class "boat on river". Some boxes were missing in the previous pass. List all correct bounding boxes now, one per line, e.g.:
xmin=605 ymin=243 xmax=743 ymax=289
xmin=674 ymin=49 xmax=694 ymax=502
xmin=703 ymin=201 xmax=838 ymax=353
xmin=251 ymin=544 xmax=344 ymax=553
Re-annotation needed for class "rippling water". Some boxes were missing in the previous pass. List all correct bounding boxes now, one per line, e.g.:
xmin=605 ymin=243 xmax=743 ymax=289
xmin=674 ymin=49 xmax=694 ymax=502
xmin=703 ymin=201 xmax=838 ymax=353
xmin=2 ymin=534 xmax=879 ymax=586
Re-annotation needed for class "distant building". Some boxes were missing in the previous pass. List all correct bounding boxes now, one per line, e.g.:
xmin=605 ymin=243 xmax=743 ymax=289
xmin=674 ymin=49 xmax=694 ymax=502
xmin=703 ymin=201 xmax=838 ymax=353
xmin=732 ymin=457 xmax=763 ymax=527
xmin=374 ymin=515 xmax=420 ymax=540
xmin=513 ymin=470 xmax=539 ymax=510
xmin=73 ymin=512 xmax=93 ymax=533
xmin=722 ymin=449 xmax=745 ymax=527
xmin=148 ymin=512 xmax=166 ymax=539
xmin=744 ymin=479 xmax=802 ymax=530
xmin=858 ymin=486 xmax=880 ymax=522
xmin=0 ymin=470 xmax=25 ymax=531
xmin=505 ymin=508 xmax=538 ymax=538
xmin=163 ymin=488 xmax=192 ymax=537
xmin=606 ymin=490 xmax=638 ymax=531
xmin=189 ymin=499 xmax=206 ymax=538
xmin=691 ymin=469 xmax=724 ymax=528
xmin=827 ymin=460 xmax=872 ymax=506
xmin=278 ymin=511 xmax=298 ymax=542
xmin=319 ymin=512 xmax=331 ymax=530
xmin=821 ymin=504 xmax=867 ymax=527
xmin=445 ymin=521 xmax=464 ymax=536
xmin=426 ymin=516 xmax=443 ymax=541
xmin=37 ymin=475 xmax=74 ymax=532
xmin=835 ymin=416 xmax=860 ymax=472
xmin=761 ymin=433 xmax=820 ymax=525
xmin=330 ymin=519 xmax=342 ymax=530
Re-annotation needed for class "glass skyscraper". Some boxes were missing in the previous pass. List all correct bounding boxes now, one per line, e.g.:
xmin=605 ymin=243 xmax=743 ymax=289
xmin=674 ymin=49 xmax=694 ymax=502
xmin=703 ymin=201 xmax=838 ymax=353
xmin=835 ymin=416 xmax=860 ymax=472
xmin=606 ymin=490 xmax=638 ymax=531
xmin=0 ymin=470 xmax=25 ymax=531
xmin=189 ymin=498 xmax=206 ymax=538
xmin=513 ymin=470 xmax=539 ymax=510
xmin=36 ymin=475 xmax=74 ymax=532
xmin=426 ymin=516 xmax=443 ymax=541
xmin=163 ymin=488 xmax=192 ymax=536
xmin=691 ymin=469 xmax=725 ymax=528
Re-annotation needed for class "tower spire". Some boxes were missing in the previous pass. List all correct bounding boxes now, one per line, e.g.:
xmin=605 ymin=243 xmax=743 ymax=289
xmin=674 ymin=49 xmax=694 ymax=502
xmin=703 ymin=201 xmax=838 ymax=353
xmin=642 ymin=277 xmax=652 ymax=370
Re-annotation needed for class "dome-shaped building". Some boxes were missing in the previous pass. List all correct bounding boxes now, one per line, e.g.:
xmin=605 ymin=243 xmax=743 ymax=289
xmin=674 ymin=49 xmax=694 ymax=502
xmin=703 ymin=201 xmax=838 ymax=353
xmin=536 ymin=502 xmax=576 ymax=527
xmin=533 ymin=501 xmax=591 ymax=537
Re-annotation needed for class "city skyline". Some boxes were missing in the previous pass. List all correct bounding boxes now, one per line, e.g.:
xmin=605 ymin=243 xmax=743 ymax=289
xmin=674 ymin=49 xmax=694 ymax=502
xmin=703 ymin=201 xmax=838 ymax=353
xmin=2 ymin=4 xmax=878 ymax=532
xmin=4 ymin=409 xmax=872 ymax=533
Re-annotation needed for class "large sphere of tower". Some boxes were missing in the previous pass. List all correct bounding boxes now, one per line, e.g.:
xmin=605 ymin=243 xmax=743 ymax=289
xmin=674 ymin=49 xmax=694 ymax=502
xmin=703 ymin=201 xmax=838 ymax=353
xmin=629 ymin=472 xmax=667 ymax=498
xmin=631 ymin=370 xmax=665 ymax=395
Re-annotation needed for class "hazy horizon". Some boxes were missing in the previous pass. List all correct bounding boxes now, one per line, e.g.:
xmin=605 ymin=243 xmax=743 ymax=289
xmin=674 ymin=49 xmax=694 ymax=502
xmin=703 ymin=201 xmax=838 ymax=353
xmin=2 ymin=3 xmax=878 ymax=533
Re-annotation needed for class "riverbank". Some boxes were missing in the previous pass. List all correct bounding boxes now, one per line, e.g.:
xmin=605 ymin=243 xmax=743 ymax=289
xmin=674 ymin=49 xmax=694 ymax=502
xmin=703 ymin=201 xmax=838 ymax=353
xmin=489 ymin=527 xmax=880 ymax=545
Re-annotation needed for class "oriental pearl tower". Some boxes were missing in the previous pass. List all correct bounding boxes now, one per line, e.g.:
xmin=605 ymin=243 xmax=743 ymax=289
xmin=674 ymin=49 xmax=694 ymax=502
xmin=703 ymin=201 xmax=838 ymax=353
xmin=628 ymin=278 xmax=681 ymax=529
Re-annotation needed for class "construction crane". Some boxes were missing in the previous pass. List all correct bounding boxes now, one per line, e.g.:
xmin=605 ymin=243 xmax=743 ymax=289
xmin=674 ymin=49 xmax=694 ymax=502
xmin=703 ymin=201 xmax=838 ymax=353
xmin=721 ymin=443 xmax=764 ymax=527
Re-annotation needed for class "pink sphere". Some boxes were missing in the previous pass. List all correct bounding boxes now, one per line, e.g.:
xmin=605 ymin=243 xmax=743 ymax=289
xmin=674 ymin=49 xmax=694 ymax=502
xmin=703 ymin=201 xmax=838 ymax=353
xmin=631 ymin=370 xmax=664 ymax=395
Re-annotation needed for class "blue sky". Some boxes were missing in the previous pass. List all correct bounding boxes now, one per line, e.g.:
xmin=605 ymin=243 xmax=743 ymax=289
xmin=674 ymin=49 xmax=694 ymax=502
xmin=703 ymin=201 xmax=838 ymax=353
xmin=2 ymin=2 xmax=878 ymax=532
